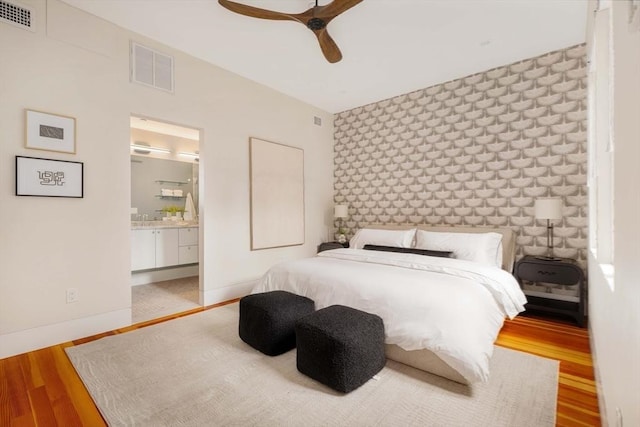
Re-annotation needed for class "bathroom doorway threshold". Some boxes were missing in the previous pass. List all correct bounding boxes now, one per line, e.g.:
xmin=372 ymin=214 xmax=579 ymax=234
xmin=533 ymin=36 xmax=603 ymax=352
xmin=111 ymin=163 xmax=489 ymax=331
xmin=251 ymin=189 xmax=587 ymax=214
xmin=132 ymin=276 xmax=200 ymax=324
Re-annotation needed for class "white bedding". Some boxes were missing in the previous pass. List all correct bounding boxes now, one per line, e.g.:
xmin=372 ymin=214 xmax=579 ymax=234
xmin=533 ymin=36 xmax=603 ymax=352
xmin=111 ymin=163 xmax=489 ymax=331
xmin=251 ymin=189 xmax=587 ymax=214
xmin=253 ymin=248 xmax=527 ymax=384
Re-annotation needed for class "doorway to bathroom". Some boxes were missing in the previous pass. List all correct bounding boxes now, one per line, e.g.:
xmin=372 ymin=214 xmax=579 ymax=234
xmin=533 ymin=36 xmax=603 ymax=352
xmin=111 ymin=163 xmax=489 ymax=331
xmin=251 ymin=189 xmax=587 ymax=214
xmin=129 ymin=115 xmax=203 ymax=323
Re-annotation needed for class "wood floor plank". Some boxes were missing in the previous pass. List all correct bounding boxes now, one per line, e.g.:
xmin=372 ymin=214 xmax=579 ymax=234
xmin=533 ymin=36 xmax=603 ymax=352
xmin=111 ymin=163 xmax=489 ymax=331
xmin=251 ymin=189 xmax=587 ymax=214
xmin=28 ymin=349 xmax=80 ymax=427
xmin=8 ymin=414 xmax=36 ymax=427
xmin=0 ymin=358 xmax=11 ymax=427
xmin=557 ymin=401 xmax=601 ymax=427
xmin=51 ymin=345 xmax=103 ymax=426
xmin=26 ymin=386 xmax=57 ymax=427
xmin=560 ymin=373 xmax=597 ymax=393
xmin=1 ymin=299 xmax=601 ymax=426
xmin=3 ymin=357 xmax=31 ymax=421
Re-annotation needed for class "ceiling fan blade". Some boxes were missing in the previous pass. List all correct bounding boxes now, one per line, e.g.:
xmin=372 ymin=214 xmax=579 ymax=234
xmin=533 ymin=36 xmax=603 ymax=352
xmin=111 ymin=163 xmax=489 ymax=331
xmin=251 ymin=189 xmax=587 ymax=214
xmin=218 ymin=0 xmax=355 ymax=64
xmin=315 ymin=29 xmax=342 ymax=63
xmin=218 ymin=0 xmax=301 ymax=23
xmin=316 ymin=0 xmax=364 ymax=20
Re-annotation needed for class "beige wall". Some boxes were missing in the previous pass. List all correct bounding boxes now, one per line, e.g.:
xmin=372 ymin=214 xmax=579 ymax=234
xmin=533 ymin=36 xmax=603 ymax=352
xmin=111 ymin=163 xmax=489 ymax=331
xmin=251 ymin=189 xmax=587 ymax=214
xmin=0 ymin=0 xmax=334 ymax=358
xmin=586 ymin=1 xmax=640 ymax=426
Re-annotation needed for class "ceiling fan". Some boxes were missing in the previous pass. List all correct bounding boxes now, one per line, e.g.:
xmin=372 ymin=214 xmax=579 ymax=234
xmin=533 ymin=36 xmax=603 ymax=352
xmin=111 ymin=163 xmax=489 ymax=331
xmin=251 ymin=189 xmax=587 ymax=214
xmin=218 ymin=0 xmax=364 ymax=63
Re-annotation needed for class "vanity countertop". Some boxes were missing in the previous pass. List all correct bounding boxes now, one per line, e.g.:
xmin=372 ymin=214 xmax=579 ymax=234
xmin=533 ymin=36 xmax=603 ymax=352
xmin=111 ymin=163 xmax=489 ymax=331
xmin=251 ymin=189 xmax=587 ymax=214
xmin=131 ymin=220 xmax=199 ymax=230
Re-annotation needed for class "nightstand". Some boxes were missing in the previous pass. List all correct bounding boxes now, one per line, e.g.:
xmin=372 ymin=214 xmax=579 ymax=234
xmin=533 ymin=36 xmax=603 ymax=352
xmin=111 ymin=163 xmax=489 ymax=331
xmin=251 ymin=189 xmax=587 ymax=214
xmin=317 ymin=241 xmax=349 ymax=253
xmin=514 ymin=255 xmax=585 ymax=327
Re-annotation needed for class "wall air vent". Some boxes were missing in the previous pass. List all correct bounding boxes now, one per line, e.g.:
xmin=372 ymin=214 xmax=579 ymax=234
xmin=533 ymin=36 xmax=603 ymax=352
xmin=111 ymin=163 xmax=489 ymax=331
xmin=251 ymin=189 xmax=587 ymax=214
xmin=130 ymin=42 xmax=174 ymax=93
xmin=0 ymin=0 xmax=35 ymax=32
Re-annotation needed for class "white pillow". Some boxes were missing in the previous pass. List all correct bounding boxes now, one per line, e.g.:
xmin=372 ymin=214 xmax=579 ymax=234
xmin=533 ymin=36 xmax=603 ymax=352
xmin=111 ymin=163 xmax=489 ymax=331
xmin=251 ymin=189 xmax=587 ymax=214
xmin=349 ymin=228 xmax=416 ymax=250
xmin=414 ymin=230 xmax=503 ymax=268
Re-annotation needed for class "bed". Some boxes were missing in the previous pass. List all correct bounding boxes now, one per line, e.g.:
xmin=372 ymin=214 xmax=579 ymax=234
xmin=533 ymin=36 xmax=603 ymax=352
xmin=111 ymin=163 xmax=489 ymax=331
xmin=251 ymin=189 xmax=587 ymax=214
xmin=252 ymin=225 xmax=527 ymax=385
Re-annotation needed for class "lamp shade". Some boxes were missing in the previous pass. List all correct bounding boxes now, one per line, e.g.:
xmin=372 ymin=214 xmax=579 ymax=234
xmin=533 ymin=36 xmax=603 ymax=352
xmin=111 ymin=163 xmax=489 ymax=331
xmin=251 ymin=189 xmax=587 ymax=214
xmin=334 ymin=204 xmax=348 ymax=218
xmin=535 ymin=198 xmax=563 ymax=220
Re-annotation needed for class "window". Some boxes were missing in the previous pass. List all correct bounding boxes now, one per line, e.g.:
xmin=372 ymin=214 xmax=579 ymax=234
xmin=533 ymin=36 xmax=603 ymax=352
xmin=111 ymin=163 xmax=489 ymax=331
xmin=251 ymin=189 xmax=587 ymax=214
xmin=588 ymin=6 xmax=615 ymax=288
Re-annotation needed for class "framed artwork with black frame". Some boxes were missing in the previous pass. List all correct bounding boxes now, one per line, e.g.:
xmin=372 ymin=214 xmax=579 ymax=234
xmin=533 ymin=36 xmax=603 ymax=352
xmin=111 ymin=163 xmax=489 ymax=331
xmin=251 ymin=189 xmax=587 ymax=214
xmin=15 ymin=156 xmax=84 ymax=198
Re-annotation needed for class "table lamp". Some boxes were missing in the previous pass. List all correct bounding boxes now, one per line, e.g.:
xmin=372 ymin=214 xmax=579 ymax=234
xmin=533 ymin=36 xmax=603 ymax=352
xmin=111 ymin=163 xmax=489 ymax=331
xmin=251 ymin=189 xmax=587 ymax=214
xmin=334 ymin=204 xmax=348 ymax=244
xmin=535 ymin=198 xmax=563 ymax=260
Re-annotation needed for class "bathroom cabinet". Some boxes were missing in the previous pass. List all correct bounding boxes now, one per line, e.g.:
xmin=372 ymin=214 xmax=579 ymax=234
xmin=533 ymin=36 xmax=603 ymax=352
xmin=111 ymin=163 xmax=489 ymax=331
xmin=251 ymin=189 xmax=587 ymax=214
xmin=178 ymin=227 xmax=199 ymax=264
xmin=155 ymin=228 xmax=179 ymax=267
xmin=131 ymin=226 xmax=197 ymax=271
xmin=131 ymin=229 xmax=156 ymax=271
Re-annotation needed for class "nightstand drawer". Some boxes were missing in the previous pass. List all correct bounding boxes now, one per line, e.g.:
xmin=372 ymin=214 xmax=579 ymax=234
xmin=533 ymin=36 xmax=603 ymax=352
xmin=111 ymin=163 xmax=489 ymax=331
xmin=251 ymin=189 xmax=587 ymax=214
xmin=516 ymin=261 xmax=581 ymax=285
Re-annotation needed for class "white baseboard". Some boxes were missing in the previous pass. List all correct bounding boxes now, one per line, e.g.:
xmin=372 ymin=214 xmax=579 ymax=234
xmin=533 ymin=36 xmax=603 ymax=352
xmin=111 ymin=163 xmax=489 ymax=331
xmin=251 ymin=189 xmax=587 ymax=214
xmin=1 ymin=279 xmax=254 ymax=360
xmin=202 ymin=280 xmax=257 ymax=306
xmin=0 ymin=308 xmax=131 ymax=360
xmin=131 ymin=265 xmax=199 ymax=286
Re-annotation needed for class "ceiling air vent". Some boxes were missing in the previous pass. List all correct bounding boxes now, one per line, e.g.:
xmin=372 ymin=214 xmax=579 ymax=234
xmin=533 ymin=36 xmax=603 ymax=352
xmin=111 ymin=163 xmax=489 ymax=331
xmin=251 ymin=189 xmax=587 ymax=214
xmin=0 ymin=0 xmax=35 ymax=32
xmin=130 ymin=42 xmax=174 ymax=93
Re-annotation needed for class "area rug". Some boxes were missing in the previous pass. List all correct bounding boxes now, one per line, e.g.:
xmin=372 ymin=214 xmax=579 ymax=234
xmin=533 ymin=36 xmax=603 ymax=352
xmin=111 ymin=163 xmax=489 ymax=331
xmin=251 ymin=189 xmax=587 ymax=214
xmin=66 ymin=304 xmax=558 ymax=427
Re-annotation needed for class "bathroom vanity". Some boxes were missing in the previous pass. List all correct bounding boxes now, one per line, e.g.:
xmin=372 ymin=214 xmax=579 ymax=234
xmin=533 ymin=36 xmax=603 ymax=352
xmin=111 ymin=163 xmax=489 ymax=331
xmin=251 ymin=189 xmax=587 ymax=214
xmin=131 ymin=222 xmax=199 ymax=271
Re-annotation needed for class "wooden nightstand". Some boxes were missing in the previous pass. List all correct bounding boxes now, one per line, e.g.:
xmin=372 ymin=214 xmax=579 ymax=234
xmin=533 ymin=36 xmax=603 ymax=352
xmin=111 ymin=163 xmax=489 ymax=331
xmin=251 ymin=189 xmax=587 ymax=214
xmin=514 ymin=255 xmax=585 ymax=327
xmin=317 ymin=241 xmax=349 ymax=253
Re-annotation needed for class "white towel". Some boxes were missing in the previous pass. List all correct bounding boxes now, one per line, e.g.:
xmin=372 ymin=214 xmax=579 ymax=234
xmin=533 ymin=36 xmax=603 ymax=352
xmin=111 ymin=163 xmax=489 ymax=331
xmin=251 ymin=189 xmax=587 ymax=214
xmin=173 ymin=189 xmax=183 ymax=197
xmin=183 ymin=192 xmax=196 ymax=221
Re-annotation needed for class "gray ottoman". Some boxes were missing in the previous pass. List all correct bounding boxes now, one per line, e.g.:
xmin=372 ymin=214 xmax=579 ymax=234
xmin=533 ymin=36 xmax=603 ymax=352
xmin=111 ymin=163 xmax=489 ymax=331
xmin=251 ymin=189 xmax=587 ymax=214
xmin=295 ymin=305 xmax=385 ymax=393
xmin=239 ymin=291 xmax=315 ymax=356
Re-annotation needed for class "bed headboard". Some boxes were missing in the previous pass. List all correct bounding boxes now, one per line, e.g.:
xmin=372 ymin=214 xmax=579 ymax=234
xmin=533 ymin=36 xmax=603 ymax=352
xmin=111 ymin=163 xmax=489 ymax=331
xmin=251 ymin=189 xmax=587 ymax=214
xmin=363 ymin=224 xmax=517 ymax=273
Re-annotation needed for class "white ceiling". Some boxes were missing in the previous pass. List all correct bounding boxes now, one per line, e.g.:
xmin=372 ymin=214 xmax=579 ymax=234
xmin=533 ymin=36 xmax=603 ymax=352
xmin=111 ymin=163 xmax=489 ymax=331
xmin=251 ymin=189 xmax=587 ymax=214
xmin=60 ymin=0 xmax=587 ymax=113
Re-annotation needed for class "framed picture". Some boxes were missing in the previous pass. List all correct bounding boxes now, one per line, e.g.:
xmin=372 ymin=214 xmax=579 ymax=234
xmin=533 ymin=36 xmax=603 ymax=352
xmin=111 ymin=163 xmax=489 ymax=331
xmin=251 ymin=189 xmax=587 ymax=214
xmin=249 ymin=137 xmax=304 ymax=250
xmin=16 ymin=156 xmax=84 ymax=198
xmin=25 ymin=109 xmax=76 ymax=154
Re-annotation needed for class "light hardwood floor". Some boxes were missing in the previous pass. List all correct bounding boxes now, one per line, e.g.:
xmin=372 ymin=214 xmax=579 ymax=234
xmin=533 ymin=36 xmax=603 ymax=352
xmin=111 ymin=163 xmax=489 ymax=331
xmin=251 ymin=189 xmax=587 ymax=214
xmin=1 ymin=303 xmax=600 ymax=426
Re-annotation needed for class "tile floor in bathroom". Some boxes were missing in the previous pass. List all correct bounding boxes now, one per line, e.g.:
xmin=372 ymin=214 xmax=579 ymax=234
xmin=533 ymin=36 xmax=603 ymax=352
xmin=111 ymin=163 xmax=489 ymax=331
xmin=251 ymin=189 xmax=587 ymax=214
xmin=132 ymin=276 xmax=200 ymax=323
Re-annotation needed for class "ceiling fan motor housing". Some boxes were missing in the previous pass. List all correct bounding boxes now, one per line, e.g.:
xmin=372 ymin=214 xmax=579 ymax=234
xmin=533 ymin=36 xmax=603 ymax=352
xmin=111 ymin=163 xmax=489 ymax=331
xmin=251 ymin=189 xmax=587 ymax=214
xmin=306 ymin=17 xmax=326 ymax=30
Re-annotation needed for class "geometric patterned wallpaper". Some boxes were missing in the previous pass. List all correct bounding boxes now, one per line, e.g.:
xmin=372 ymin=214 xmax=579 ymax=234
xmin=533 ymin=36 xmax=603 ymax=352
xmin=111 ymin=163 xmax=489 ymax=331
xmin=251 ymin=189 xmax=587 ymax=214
xmin=334 ymin=44 xmax=588 ymax=289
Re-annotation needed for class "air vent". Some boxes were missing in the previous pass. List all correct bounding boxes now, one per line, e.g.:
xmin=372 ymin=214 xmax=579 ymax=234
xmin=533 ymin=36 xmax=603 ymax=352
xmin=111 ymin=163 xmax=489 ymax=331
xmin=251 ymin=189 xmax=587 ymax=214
xmin=130 ymin=42 xmax=174 ymax=93
xmin=0 ymin=0 xmax=35 ymax=32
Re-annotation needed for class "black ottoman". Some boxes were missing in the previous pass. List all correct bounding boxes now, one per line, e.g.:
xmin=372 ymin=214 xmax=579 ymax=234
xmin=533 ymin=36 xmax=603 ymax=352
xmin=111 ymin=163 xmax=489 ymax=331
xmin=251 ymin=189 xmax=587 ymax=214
xmin=295 ymin=305 xmax=385 ymax=393
xmin=239 ymin=291 xmax=315 ymax=356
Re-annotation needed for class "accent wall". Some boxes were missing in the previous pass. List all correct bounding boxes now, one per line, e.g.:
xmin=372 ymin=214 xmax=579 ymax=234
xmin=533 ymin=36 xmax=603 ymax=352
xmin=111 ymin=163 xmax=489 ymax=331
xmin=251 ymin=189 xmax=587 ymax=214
xmin=334 ymin=45 xmax=587 ymax=283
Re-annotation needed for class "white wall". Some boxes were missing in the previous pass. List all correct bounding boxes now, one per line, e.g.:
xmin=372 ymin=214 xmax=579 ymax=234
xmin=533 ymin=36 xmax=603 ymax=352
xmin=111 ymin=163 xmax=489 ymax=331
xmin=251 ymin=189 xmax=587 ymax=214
xmin=0 ymin=0 xmax=334 ymax=358
xmin=586 ymin=1 xmax=640 ymax=426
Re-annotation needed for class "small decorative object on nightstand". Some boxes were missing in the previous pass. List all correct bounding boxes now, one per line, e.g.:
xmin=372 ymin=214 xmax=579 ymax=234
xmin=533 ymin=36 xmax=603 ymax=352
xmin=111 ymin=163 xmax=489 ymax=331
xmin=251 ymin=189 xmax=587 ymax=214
xmin=317 ymin=241 xmax=349 ymax=253
xmin=514 ymin=255 xmax=585 ymax=327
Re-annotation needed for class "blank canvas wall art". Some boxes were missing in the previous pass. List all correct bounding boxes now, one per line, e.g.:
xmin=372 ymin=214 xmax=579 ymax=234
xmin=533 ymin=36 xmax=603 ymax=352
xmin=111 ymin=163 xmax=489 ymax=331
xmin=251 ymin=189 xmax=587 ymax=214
xmin=250 ymin=137 xmax=304 ymax=250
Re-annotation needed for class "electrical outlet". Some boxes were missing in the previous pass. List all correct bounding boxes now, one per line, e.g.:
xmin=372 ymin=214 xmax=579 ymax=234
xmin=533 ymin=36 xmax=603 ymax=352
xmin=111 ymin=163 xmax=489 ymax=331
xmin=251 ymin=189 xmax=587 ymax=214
xmin=66 ymin=288 xmax=79 ymax=303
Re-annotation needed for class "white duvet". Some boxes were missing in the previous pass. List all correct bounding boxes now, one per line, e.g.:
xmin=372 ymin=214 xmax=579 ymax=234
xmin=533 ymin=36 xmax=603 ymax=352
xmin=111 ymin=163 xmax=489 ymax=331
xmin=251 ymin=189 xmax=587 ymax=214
xmin=253 ymin=248 xmax=527 ymax=384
